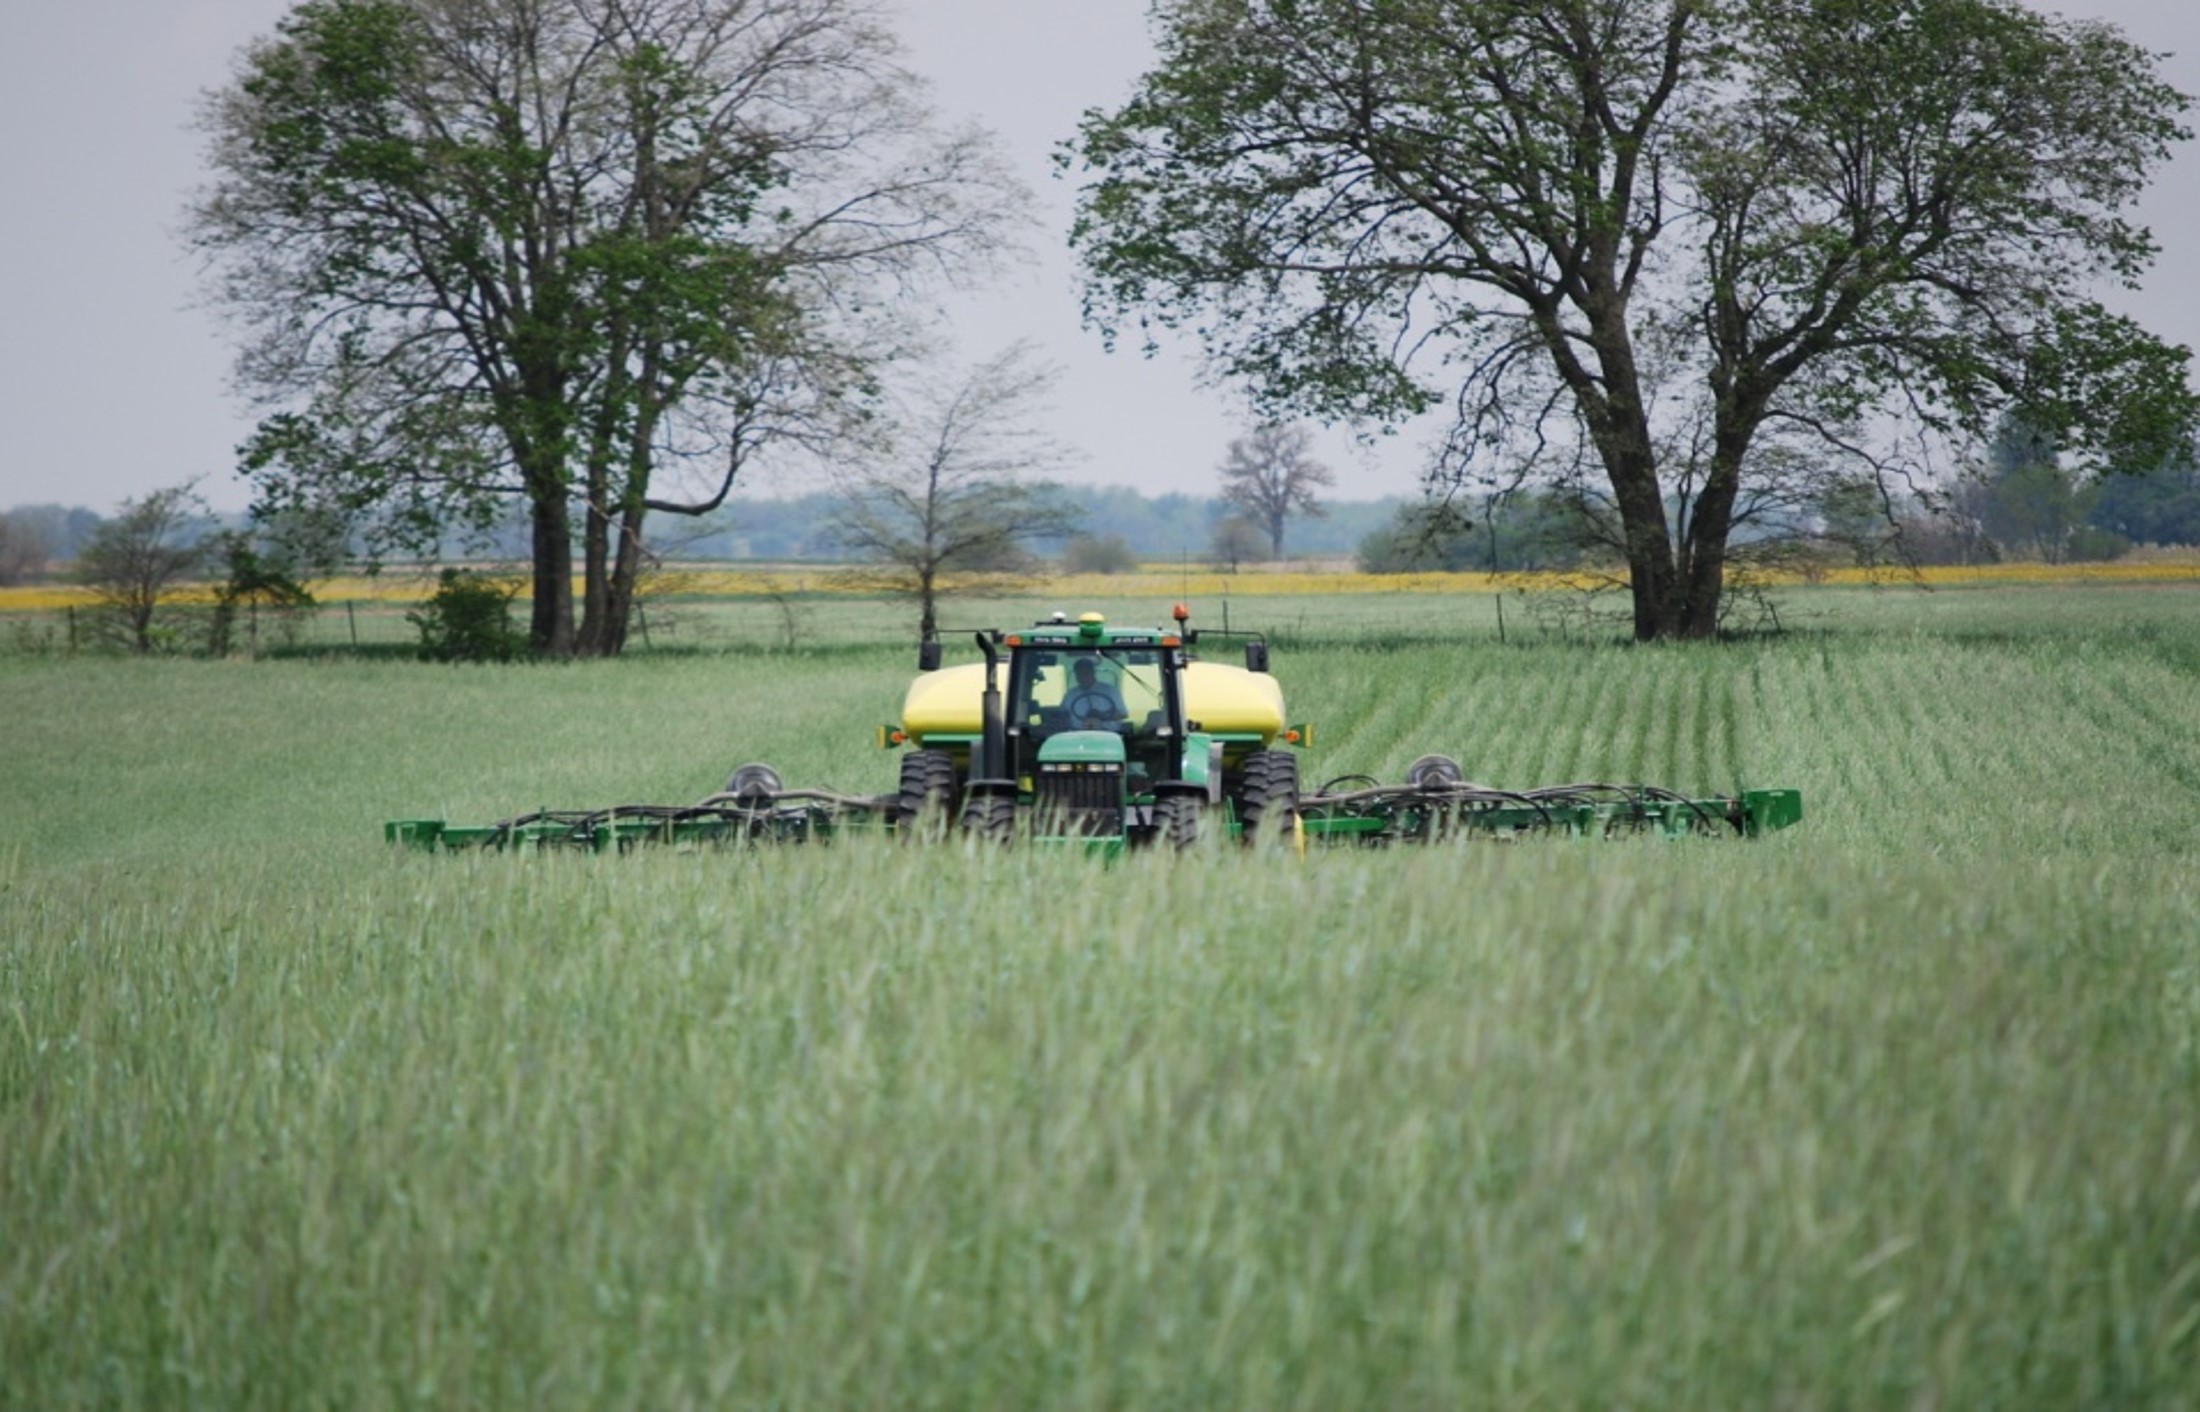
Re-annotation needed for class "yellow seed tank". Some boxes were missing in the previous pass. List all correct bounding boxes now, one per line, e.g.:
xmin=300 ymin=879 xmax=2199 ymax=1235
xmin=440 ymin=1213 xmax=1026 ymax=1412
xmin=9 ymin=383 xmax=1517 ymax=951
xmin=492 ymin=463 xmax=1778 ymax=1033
xmin=900 ymin=660 xmax=1284 ymax=743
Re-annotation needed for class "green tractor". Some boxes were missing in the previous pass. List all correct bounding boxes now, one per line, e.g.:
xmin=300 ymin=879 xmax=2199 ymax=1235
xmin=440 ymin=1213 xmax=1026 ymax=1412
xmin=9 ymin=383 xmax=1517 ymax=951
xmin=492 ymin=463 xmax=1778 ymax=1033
xmin=885 ymin=608 xmax=1306 ymax=853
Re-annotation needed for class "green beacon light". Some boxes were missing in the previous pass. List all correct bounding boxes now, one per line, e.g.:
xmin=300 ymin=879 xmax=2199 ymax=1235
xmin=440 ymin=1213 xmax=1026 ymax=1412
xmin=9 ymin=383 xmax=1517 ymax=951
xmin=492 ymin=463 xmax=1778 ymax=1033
xmin=1077 ymin=612 xmax=1106 ymax=641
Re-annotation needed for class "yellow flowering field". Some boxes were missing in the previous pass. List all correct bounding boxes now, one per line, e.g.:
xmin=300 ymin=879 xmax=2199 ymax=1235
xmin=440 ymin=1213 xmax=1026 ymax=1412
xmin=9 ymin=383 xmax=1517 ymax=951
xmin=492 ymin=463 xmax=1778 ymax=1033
xmin=7 ymin=556 xmax=2194 ymax=614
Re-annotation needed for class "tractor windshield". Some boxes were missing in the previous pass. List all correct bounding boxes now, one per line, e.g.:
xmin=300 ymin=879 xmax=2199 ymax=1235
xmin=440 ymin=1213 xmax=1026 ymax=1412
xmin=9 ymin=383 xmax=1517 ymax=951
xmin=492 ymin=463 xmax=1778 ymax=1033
xmin=1013 ymin=648 xmax=1167 ymax=739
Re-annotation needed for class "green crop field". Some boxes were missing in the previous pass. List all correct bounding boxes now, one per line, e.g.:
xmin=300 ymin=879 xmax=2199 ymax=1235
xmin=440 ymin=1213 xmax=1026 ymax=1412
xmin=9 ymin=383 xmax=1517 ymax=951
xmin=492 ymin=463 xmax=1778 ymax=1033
xmin=4 ymin=584 xmax=2198 ymax=1409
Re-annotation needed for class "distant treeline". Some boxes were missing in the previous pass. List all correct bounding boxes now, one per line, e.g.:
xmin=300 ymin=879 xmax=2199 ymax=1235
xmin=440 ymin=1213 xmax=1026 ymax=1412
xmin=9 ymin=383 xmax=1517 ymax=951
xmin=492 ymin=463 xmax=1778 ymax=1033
xmin=0 ymin=504 xmax=107 ymax=569
xmin=660 ymin=485 xmax=1406 ymax=562
xmin=1 ymin=486 xmax=1408 ymax=579
xmin=9 ymin=456 xmax=2195 ymax=588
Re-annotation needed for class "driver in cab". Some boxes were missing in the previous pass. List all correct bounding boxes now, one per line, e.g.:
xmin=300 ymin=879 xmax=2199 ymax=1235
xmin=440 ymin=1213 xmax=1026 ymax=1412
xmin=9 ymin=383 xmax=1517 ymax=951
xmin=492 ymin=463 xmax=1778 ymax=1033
xmin=1064 ymin=656 xmax=1128 ymax=730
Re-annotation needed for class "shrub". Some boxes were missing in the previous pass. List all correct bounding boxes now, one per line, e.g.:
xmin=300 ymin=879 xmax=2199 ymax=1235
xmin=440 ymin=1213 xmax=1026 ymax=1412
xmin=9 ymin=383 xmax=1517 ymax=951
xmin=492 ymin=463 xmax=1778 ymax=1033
xmin=2066 ymin=526 xmax=2132 ymax=563
xmin=1358 ymin=501 xmax=1477 ymax=573
xmin=407 ymin=569 xmax=525 ymax=662
xmin=207 ymin=533 xmax=317 ymax=655
xmin=1061 ymin=533 xmax=1139 ymax=575
xmin=1210 ymin=516 xmax=1268 ymax=572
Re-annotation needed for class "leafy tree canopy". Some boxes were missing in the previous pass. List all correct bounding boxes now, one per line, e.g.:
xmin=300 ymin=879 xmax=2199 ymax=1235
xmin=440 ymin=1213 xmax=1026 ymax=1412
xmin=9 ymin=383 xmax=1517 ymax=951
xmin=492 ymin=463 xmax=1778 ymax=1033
xmin=824 ymin=345 xmax=1084 ymax=639
xmin=1217 ymin=423 xmax=1335 ymax=557
xmin=1073 ymin=0 xmax=2196 ymax=638
xmin=72 ymin=486 xmax=215 ymax=654
xmin=194 ymin=0 xmax=1021 ymax=655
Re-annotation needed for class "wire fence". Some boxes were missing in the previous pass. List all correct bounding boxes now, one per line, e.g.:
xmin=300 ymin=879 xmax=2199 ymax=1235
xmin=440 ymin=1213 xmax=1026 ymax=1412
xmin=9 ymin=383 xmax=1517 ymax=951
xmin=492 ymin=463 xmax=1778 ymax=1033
xmin=0 ymin=586 xmax=1553 ymax=659
xmin=6 ymin=556 xmax=2195 ymax=660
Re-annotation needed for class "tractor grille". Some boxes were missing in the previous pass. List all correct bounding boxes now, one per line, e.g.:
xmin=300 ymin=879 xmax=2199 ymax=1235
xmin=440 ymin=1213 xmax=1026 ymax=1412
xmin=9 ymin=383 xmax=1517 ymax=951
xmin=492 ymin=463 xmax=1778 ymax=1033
xmin=1035 ymin=764 xmax=1123 ymax=837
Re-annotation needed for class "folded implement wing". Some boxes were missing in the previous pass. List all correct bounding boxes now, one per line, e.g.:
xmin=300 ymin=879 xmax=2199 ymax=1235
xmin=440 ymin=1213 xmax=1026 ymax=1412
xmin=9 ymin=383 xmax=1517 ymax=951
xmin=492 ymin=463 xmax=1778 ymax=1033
xmin=385 ymin=776 xmax=1801 ymax=852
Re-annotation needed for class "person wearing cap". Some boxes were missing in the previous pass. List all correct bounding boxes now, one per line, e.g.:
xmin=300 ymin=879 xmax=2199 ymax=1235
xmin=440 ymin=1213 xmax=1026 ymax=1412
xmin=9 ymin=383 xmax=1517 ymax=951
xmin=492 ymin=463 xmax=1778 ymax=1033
xmin=1064 ymin=656 xmax=1127 ymax=729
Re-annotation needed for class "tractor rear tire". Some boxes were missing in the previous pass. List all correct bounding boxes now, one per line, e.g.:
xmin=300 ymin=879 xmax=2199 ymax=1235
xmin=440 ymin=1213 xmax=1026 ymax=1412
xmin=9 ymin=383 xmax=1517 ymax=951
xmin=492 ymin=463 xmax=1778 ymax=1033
xmin=961 ymin=791 xmax=1018 ymax=844
xmin=1235 ymin=749 xmax=1301 ymax=848
xmin=1153 ymin=792 xmax=1205 ymax=851
xmin=895 ymin=749 xmax=958 ymax=839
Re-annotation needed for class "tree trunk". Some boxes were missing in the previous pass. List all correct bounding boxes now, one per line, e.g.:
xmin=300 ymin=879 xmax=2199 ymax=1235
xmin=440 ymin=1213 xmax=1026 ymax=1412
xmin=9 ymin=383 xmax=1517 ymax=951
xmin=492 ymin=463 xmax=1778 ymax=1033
xmin=1674 ymin=391 xmax=1775 ymax=638
xmin=1568 ymin=299 xmax=1683 ymax=641
xmin=577 ymin=347 xmax=664 ymax=657
xmin=1590 ymin=409 xmax=1683 ymax=640
xmin=597 ymin=498 xmax=651 ymax=657
xmin=1615 ymin=477 xmax=1681 ymax=640
xmin=1678 ymin=521 xmax=1730 ymax=638
xmin=577 ymin=465 xmax=612 ymax=654
xmin=574 ymin=322 xmax=636 ymax=657
xmin=1679 ymin=435 xmax=1750 ymax=638
xmin=528 ymin=489 xmax=575 ymax=655
xmin=511 ymin=360 xmax=577 ymax=655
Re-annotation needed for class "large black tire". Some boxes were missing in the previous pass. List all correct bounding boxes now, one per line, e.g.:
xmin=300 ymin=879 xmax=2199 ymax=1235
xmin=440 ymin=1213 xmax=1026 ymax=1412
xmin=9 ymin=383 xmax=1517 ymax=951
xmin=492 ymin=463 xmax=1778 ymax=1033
xmin=1235 ymin=749 xmax=1301 ymax=848
xmin=1152 ymin=792 xmax=1206 ymax=851
xmin=895 ymin=749 xmax=958 ymax=839
xmin=961 ymin=790 xmax=1018 ymax=845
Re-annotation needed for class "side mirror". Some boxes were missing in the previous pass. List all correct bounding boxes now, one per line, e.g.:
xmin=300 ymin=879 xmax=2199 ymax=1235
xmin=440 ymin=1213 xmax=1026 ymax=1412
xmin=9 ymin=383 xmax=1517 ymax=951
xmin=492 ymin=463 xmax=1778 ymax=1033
xmin=918 ymin=640 xmax=942 ymax=672
xmin=1245 ymin=640 xmax=1270 ymax=674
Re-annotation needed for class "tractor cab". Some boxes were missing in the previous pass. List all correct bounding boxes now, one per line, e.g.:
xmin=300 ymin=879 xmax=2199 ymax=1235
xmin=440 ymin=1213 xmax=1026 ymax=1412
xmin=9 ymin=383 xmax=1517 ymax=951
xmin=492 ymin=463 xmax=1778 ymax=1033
xmin=994 ymin=616 xmax=1195 ymax=838
xmin=1003 ymin=616 xmax=1188 ymax=788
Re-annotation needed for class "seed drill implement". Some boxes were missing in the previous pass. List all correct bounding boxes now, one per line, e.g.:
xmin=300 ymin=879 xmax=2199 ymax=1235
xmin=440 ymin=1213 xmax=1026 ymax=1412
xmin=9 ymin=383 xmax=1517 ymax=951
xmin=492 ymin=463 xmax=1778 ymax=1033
xmin=387 ymin=608 xmax=1801 ymax=854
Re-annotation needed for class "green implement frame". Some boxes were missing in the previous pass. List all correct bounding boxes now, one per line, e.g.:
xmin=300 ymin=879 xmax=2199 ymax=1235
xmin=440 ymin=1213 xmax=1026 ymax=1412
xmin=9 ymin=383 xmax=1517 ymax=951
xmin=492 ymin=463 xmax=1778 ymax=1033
xmin=386 ymin=788 xmax=892 ymax=852
xmin=386 ymin=782 xmax=1800 ymax=852
xmin=1295 ymin=782 xmax=1803 ymax=843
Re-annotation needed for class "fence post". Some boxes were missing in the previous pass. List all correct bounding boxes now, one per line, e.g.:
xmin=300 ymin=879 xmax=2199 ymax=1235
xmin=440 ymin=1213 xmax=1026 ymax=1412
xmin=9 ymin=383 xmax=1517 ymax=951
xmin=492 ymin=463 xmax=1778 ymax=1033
xmin=347 ymin=599 xmax=359 ymax=648
xmin=66 ymin=604 xmax=77 ymax=653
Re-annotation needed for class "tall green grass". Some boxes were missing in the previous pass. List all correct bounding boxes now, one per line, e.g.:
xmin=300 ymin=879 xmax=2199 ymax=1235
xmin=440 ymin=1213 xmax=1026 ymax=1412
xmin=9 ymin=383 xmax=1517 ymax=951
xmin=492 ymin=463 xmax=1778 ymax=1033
xmin=4 ymin=585 xmax=2198 ymax=1408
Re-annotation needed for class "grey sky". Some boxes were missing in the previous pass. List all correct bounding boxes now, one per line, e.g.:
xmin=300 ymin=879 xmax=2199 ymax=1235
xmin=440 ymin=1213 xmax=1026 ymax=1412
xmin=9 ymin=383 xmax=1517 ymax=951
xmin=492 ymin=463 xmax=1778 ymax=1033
xmin=1 ymin=2 xmax=2194 ymax=516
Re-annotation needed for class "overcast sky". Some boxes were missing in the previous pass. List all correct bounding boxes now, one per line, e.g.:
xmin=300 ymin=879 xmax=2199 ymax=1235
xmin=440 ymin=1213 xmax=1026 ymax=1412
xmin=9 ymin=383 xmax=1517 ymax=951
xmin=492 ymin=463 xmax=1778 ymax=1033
xmin=1 ymin=1 xmax=2194 ymax=515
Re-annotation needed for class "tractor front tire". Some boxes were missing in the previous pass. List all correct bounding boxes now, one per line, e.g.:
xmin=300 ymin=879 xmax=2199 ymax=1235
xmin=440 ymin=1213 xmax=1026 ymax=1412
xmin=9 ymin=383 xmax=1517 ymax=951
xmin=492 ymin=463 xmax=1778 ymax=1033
xmin=1235 ymin=749 xmax=1301 ymax=848
xmin=895 ymin=749 xmax=958 ymax=839
xmin=1153 ymin=792 xmax=1205 ymax=851
xmin=961 ymin=791 xmax=1018 ymax=845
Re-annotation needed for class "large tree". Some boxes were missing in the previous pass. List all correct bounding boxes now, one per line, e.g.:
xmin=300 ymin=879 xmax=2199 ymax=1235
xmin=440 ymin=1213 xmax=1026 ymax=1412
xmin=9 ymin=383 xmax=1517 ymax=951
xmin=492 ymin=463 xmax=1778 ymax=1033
xmin=74 ymin=486 xmax=212 ymax=654
xmin=825 ymin=344 xmax=1082 ymax=640
xmin=1073 ymin=0 xmax=2196 ymax=639
xmin=194 ymin=0 xmax=1020 ymax=655
xmin=1969 ymin=413 xmax=2096 ymax=563
xmin=0 ymin=512 xmax=54 ymax=587
xmin=2090 ymin=441 xmax=2200 ymax=547
xmin=1218 ymin=422 xmax=1335 ymax=557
